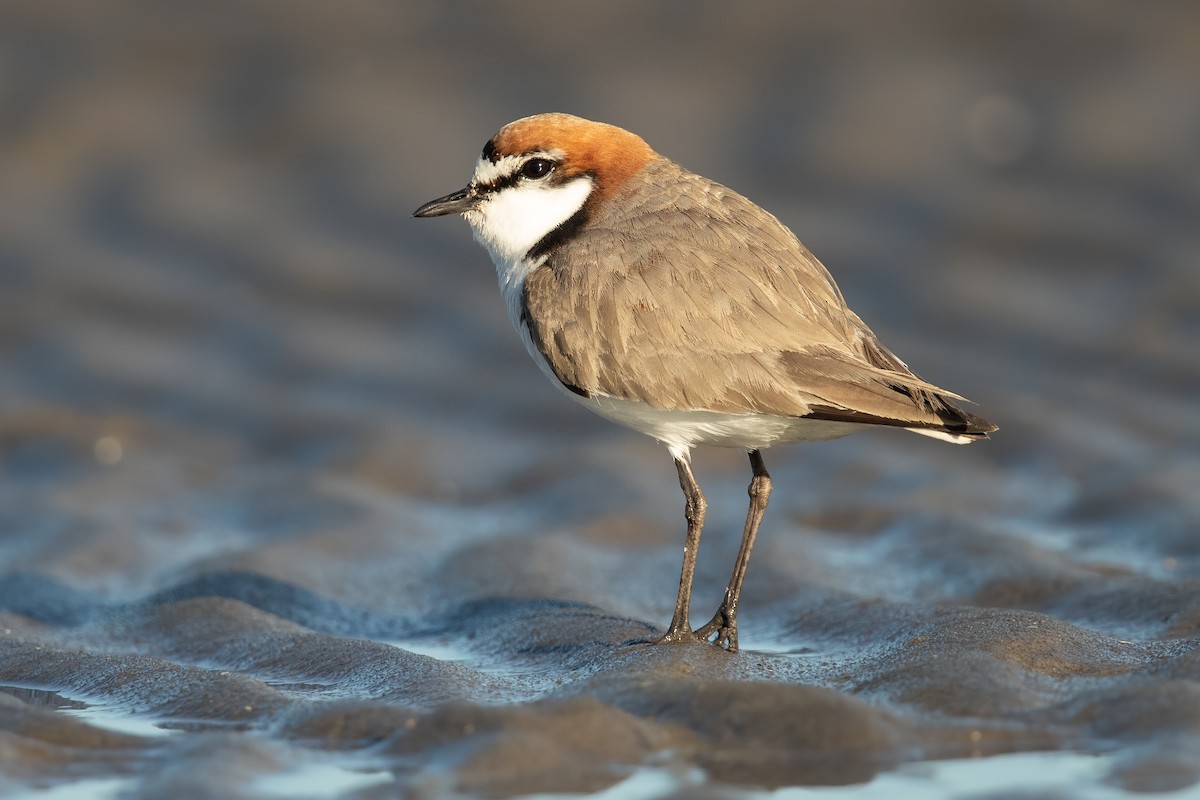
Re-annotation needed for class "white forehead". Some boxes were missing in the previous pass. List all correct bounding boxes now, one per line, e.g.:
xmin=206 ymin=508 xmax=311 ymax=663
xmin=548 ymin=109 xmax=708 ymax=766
xmin=472 ymin=155 xmax=519 ymax=186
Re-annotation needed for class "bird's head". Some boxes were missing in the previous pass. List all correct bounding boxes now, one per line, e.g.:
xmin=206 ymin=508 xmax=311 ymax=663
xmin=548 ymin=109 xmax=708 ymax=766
xmin=413 ymin=113 xmax=656 ymax=263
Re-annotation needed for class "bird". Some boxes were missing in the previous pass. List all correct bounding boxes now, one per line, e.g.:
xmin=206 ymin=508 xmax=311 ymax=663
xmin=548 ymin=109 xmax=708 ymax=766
xmin=414 ymin=113 xmax=996 ymax=652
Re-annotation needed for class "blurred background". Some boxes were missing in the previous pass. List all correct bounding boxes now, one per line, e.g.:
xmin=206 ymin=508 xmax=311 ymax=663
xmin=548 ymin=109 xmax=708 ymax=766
xmin=3 ymin=1 xmax=1197 ymax=575
xmin=3 ymin=1 xmax=1196 ymax=477
xmin=1 ymin=1 xmax=1198 ymax=795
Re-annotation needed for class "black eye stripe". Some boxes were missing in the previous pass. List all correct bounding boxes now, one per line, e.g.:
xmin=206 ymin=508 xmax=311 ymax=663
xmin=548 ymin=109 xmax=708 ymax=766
xmin=480 ymin=171 xmax=522 ymax=194
xmin=479 ymin=156 xmax=560 ymax=193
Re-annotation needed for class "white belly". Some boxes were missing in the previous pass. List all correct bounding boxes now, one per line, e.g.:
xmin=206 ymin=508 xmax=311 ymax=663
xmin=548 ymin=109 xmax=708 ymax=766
xmin=509 ymin=313 xmax=861 ymax=457
xmin=575 ymin=392 xmax=861 ymax=455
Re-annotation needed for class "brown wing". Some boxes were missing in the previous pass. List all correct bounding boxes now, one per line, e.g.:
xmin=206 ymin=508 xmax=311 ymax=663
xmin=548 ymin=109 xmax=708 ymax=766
xmin=521 ymin=157 xmax=995 ymax=437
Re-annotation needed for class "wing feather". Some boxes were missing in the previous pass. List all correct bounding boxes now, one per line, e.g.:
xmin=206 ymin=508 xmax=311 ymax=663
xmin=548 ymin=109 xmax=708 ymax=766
xmin=521 ymin=157 xmax=995 ymax=437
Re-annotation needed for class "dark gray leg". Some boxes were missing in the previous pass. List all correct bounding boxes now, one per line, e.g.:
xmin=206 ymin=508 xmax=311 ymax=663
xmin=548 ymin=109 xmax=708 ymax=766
xmin=695 ymin=450 xmax=772 ymax=652
xmin=658 ymin=455 xmax=707 ymax=643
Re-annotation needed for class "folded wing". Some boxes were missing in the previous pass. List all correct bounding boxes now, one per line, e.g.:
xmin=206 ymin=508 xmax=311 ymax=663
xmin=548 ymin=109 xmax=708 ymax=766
xmin=521 ymin=158 xmax=996 ymax=440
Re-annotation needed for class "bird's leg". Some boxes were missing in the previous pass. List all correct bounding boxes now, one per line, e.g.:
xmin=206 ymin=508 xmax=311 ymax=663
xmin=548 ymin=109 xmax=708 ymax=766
xmin=696 ymin=450 xmax=771 ymax=652
xmin=658 ymin=455 xmax=707 ymax=643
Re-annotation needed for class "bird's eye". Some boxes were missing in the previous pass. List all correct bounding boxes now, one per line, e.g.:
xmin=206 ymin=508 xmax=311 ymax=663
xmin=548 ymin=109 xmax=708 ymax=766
xmin=520 ymin=158 xmax=554 ymax=180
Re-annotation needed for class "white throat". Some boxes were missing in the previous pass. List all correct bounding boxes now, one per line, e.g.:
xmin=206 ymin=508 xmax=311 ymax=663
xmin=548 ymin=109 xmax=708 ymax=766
xmin=465 ymin=172 xmax=592 ymax=267
xmin=463 ymin=163 xmax=593 ymax=334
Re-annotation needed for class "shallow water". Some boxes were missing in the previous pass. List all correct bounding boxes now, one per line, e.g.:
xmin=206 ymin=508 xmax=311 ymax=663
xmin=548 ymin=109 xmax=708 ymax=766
xmin=2 ymin=2 xmax=1199 ymax=797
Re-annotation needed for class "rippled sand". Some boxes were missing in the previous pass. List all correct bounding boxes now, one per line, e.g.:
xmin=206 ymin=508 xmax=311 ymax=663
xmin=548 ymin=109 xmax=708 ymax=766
xmin=1 ymin=2 xmax=1198 ymax=797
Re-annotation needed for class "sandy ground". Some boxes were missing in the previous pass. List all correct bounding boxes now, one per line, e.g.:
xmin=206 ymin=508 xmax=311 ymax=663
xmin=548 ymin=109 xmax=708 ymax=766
xmin=1 ymin=2 xmax=1199 ymax=797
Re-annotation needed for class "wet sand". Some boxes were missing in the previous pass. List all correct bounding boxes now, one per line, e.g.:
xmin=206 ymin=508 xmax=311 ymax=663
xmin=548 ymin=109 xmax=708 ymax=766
xmin=2 ymin=2 xmax=1199 ymax=797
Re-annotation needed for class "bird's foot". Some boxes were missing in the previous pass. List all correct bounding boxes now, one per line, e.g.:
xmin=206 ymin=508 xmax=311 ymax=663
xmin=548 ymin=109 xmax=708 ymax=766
xmin=694 ymin=608 xmax=738 ymax=652
xmin=656 ymin=623 xmax=707 ymax=645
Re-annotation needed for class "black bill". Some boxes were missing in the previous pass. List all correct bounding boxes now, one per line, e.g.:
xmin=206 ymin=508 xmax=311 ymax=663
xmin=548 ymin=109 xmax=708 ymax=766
xmin=412 ymin=186 xmax=478 ymax=218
